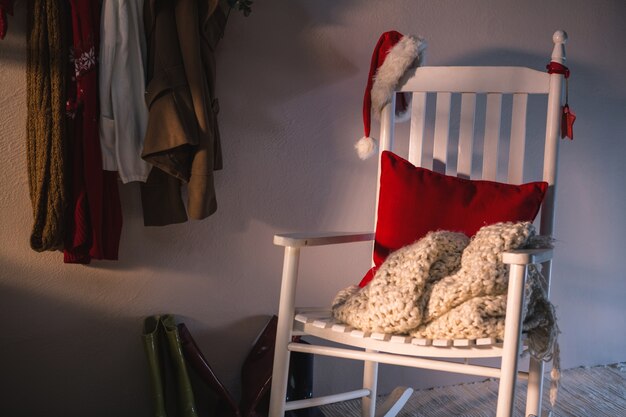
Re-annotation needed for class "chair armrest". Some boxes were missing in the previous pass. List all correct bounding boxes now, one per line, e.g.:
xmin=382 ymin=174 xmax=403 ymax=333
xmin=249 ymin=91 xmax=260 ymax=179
xmin=273 ymin=232 xmax=375 ymax=248
xmin=501 ymin=248 xmax=553 ymax=265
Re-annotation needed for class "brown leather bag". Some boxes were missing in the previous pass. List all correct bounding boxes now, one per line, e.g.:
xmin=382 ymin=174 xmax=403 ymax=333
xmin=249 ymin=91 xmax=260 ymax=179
xmin=178 ymin=323 xmax=241 ymax=417
xmin=240 ymin=316 xmax=324 ymax=417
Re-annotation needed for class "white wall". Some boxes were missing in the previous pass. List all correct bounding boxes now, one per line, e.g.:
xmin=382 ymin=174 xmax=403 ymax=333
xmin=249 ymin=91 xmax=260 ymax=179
xmin=1 ymin=1 xmax=625 ymax=415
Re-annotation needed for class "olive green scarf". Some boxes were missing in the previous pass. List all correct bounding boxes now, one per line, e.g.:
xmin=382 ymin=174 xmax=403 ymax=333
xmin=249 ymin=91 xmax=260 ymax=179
xmin=26 ymin=0 xmax=67 ymax=251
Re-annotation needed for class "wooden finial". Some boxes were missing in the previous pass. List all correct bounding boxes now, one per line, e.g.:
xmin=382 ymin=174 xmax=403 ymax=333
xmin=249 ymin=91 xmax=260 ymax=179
xmin=551 ymin=30 xmax=568 ymax=64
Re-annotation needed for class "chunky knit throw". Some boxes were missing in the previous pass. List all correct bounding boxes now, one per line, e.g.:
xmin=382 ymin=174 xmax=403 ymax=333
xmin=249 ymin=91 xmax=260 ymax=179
xmin=332 ymin=221 xmax=560 ymax=403
xmin=26 ymin=0 xmax=67 ymax=251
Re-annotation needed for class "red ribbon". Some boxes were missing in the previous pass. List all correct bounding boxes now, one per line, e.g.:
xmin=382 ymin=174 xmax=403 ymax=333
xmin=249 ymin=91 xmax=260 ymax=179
xmin=546 ymin=62 xmax=570 ymax=78
xmin=546 ymin=61 xmax=575 ymax=140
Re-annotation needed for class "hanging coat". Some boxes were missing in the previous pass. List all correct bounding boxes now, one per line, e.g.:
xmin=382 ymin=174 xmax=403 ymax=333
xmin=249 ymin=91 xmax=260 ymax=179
xmin=99 ymin=0 xmax=151 ymax=184
xmin=64 ymin=0 xmax=122 ymax=263
xmin=140 ymin=0 xmax=226 ymax=226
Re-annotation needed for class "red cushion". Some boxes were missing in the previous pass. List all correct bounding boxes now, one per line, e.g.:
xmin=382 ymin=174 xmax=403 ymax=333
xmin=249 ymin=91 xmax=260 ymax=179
xmin=359 ymin=151 xmax=548 ymax=287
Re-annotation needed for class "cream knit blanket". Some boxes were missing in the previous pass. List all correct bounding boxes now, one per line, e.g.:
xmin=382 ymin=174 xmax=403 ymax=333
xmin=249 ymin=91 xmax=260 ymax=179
xmin=332 ymin=222 xmax=557 ymax=358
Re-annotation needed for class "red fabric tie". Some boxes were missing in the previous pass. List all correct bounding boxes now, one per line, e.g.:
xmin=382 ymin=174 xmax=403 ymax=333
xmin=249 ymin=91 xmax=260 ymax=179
xmin=546 ymin=61 xmax=570 ymax=78
xmin=547 ymin=61 xmax=575 ymax=140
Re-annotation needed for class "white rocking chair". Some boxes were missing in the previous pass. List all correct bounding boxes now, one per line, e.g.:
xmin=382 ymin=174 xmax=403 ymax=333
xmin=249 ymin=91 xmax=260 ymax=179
xmin=269 ymin=30 xmax=569 ymax=417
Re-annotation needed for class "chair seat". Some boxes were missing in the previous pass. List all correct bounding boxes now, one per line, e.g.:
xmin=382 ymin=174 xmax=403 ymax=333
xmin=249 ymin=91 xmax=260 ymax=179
xmin=293 ymin=308 xmax=506 ymax=359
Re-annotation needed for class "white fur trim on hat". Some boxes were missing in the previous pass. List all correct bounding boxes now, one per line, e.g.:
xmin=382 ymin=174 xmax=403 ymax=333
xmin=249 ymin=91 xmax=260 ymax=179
xmin=355 ymin=136 xmax=377 ymax=160
xmin=371 ymin=35 xmax=427 ymax=119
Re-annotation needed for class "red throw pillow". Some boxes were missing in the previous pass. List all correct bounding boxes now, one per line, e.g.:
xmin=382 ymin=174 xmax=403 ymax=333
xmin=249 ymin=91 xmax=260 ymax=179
xmin=359 ymin=151 xmax=548 ymax=287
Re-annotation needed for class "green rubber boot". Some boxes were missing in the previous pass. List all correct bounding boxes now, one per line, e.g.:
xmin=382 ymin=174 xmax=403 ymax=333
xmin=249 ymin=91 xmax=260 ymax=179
xmin=161 ymin=314 xmax=199 ymax=417
xmin=142 ymin=315 xmax=168 ymax=417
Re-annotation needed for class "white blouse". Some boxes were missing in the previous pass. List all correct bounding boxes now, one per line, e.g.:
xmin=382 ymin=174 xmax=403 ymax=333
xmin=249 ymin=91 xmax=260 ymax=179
xmin=99 ymin=0 xmax=151 ymax=183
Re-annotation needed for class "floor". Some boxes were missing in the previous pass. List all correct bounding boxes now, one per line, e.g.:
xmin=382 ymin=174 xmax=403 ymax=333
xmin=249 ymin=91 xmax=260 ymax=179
xmin=319 ymin=363 xmax=626 ymax=417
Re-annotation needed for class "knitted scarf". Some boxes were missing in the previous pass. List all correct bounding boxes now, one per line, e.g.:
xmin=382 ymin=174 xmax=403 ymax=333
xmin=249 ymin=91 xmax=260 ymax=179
xmin=332 ymin=222 xmax=560 ymax=403
xmin=26 ymin=0 xmax=67 ymax=251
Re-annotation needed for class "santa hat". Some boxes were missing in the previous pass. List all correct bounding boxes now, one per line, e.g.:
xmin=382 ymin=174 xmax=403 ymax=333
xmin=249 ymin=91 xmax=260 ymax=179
xmin=356 ymin=31 xmax=427 ymax=159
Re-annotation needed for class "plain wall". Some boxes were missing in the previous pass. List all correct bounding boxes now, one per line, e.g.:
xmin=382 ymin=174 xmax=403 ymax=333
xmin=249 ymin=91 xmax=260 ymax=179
xmin=1 ymin=0 xmax=625 ymax=415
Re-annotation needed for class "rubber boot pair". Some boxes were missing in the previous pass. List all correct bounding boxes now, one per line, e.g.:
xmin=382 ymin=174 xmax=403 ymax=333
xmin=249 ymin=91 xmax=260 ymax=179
xmin=240 ymin=316 xmax=324 ymax=417
xmin=142 ymin=315 xmax=198 ymax=417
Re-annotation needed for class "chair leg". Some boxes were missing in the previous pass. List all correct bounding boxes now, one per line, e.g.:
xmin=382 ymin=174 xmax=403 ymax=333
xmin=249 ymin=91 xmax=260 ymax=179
xmin=496 ymin=264 xmax=527 ymax=417
xmin=525 ymin=358 xmax=545 ymax=417
xmin=269 ymin=247 xmax=301 ymax=417
xmin=362 ymin=354 xmax=379 ymax=417
xmin=374 ymin=387 xmax=414 ymax=417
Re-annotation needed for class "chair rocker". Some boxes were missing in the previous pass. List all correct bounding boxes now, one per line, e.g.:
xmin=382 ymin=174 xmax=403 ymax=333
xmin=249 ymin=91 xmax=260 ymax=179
xmin=270 ymin=30 xmax=570 ymax=417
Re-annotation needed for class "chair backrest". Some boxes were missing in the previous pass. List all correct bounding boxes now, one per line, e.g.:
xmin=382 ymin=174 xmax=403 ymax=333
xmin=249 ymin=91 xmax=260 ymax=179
xmin=375 ymin=31 xmax=567 ymax=287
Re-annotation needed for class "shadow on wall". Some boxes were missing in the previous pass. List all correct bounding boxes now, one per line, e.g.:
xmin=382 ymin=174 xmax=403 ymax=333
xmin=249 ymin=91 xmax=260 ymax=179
xmin=0 ymin=281 xmax=153 ymax=417
xmin=0 ymin=252 xmax=279 ymax=416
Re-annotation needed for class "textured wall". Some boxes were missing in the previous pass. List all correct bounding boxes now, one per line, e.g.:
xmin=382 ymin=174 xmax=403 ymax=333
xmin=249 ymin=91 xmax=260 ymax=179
xmin=1 ymin=1 xmax=625 ymax=416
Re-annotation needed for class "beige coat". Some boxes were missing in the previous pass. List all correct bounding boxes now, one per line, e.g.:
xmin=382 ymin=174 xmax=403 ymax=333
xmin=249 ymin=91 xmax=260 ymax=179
xmin=140 ymin=0 xmax=226 ymax=226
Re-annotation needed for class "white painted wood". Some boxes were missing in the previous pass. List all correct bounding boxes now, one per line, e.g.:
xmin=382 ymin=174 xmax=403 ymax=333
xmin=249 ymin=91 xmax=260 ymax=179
xmin=411 ymin=338 xmax=432 ymax=347
xmin=482 ymin=93 xmax=502 ymax=180
xmin=526 ymin=30 xmax=568 ymax=417
xmin=457 ymin=93 xmax=477 ymax=178
xmin=269 ymin=247 xmax=301 ymax=417
xmin=294 ymin=314 xmax=310 ymax=324
xmin=540 ymin=31 xmax=567 ymax=240
xmin=313 ymin=319 xmax=333 ymax=329
xmin=273 ymin=232 xmax=374 ymax=248
xmin=379 ymin=95 xmax=396 ymax=153
xmin=293 ymin=318 xmax=504 ymax=358
xmin=391 ymin=335 xmax=412 ymax=344
xmin=375 ymin=98 xmax=397 ymax=238
xmin=453 ymin=339 xmax=476 ymax=347
xmin=551 ymin=30 xmax=567 ymax=64
xmin=433 ymin=93 xmax=452 ymax=174
xmin=526 ymin=358 xmax=545 ymax=417
xmin=351 ymin=329 xmax=370 ymax=338
xmin=496 ymin=263 xmax=528 ymax=417
xmin=288 ymin=342 xmax=506 ymax=379
xmin=502 ymin=248 xmax=554 ymax=265
xmin=363 ymin=350 xmax=379 ymax=417
xmin=372 ymin=332 xmax=392 ymax=341
xmin=284 ymin=389 xmax=370 ymax=411
xmin=408 ymin=92 xmax=427 ymax=166
xmin=398 ymin=66 xmax=550 ymax=94
xmin=332 ymin=323 xmax=353 ymax=333
xmin=477 ymin=337 xmax=498 ymax=346
xmin=374 ymin=387 xmax=414 ymax=417
xmin=433 ymin=339 xmax=453 ymax=347
xmin=508 ymin=93 xmax=528 ymax=184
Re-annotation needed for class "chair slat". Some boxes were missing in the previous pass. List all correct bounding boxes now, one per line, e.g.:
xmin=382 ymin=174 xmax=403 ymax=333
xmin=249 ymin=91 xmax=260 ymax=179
xmin=482 ymin=93 xmax=502 ymax=180
xmin=476 ymin=337 xmax=498 ymax=346
xmin=433 ymin=339 xmax=453 ymax=347
xmin=408 ymin=92 xmax=427 ymax=167
xmin=313 ymin=319 xmax=334 ymax=329
xmin=332 ymin=323 xmax=353 ymax=333
xmin=295 ymin=314 xmax=312 ymax=324
xmin=411 ymin=338 xmax=432 ymax=347
xmin=457 ymin=93 xmax=476 ymax=179
xmin=399 ymin=66 xmax=550 ymax=94
xmin=372 ymin=332 xmax=392 ymax=341
xmin=390 ymin=335 xmax=412 ymax=344
xmin=351 ymin=329 xmax=371 ymax=338
xmin=453 ymin=339 xmax=476 ymax=347
xmin=508 ymin=93 xmax=528 ymax=184
xmin=433 ymin=92 xmax=452 ymax=174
